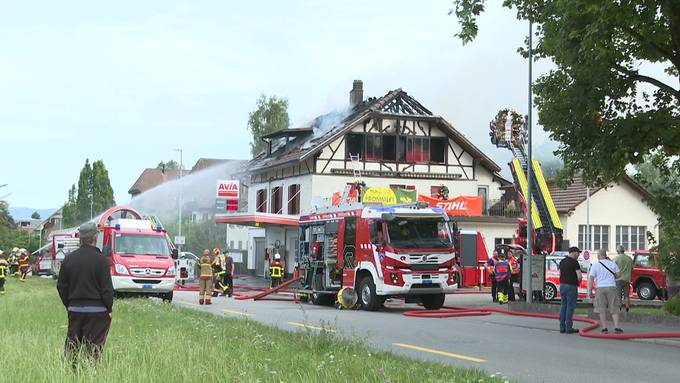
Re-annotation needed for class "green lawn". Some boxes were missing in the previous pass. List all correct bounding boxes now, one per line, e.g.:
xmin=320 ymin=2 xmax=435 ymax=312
xmin=0 ymin=277 xmax=504 ymax=383
xmin=574 ymin=306 xmax=667 ymax=316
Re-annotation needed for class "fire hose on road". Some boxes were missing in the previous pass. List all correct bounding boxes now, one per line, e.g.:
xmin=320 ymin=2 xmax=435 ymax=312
xmin=403 ymin=306 xmax=680 ymax=340
xmin=174 ymin=276 xmax=301 ymax=302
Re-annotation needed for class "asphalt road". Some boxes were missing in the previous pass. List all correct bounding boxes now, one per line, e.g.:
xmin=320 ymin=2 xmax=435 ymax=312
xmin=173 ymin=291 xmax=679 ymax=383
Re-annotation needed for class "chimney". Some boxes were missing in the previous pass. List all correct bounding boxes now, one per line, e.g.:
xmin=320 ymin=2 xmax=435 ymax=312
xmin=349 ymin=80 xmax=363 ymax=107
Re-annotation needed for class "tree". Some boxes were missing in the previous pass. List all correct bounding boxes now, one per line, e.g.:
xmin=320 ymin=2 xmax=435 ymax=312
xmin=157 ymin=160 xmax=180 ymax=171
xmin=450 ymin=0 xmax=679 ymax=187
xmin=66 ymin=159 xmax=116 ymax=225
xmin=62 ymin=184 xmax=78 ymax=227
xmin=635 ymin=154 xmax=680 ymax=296
xmin=247 ymin=94 xmax=290 ymax=157
xmin=31 ymin=211 xmax=40 ymax=220
xmin=75 ymin=159 xmax=93 ymax=222
xmin=91 ymin=160 xmax=115 ymax=217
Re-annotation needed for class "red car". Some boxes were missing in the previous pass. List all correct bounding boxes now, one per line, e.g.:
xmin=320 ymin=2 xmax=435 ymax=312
xmin=543 ymin=255 xmax=589 ymax=301
xmin=631 ymin=250 xmax=667 ymax=300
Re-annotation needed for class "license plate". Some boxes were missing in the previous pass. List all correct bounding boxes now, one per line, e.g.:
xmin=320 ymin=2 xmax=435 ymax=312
xmin=142 ymin=284 xmax=153 ymax=289
xmin=422 ymin=280 xmax=433 ymax=284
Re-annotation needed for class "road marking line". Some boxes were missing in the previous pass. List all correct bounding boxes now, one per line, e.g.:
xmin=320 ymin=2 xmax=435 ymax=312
xmin=222 ymin=309 xmax=253 ymax=317
xmin=391 ymin=343 xmax=486 ymax=363
xmin=288 ymin=321 xmax=336 ymax=333
xmin=178 ymin=300 xmax=199 ymax=307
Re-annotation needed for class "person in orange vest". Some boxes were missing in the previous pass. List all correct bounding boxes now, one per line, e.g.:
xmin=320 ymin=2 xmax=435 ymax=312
xmin=269 ymin=253 xmax=284 ymax=288
xmin=18 ymin=249 xmax=30 ymax=282
xmin=198 ymin=249 xmax=213 ymax=305
xmin=494 ymin=252 xmax=513 ymax=304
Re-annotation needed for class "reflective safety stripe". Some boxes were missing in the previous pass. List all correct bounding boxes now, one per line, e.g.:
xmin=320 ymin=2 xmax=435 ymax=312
xmin=270 ymin=266 xmax=283 ymax=278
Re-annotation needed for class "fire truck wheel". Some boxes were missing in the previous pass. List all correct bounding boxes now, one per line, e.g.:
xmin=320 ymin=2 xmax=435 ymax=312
xmin=543 ymin=283 xmax=557 ymax=301
xmin=359 ymin=277 xmax=380 ymax=311
xmin=421 ymin=293 xmax=445 ymax=310
xmin=637 ymin=282 xmax=656 ymax=301
xmin=161 ymin=292 xmax=174 ymax=303
xmin=310 ymin=274 xmax=333 ymax=306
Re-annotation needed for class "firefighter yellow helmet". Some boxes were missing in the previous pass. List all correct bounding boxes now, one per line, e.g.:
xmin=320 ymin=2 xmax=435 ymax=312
xmin=213 ymin=248 xmax=221 ymax=255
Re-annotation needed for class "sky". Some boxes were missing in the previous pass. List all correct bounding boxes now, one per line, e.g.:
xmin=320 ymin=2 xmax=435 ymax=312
xmin=1 ymin=0 xmax=560 ymax=209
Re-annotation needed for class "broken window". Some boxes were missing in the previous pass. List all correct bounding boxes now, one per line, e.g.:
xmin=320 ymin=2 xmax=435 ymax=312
xmin=365 ymin=135 xmax=382 ymax=161
xmin=383 ymin=135 xmax=396 ymax=161
xmin=346 ymin=134 xmax=364 ymax=159
xmin=406 ymin=137 xmax=429 ymax=163
xmin=430 ymin=137 xmax=447 ymax=163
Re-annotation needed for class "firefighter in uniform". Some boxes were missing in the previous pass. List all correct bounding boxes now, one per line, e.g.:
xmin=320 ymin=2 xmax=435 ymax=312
xmin=222 ymin=250 xmax=234 ymax=297
xmin=211 ymin=248 xmax=226 ymax=297
xmin=8 ymin=248 xmax=19 ymax=277
xmin=269 ymin=253 xmax=284 ymax=288
xmin=0 ymin=251 xmax=8 ymax=294
xmin=198 ymin=249 xmax=213 ymax=305
xmin=18 ymin=248 xmax=30 ymax=281
xmin=494 ymin=252 xmax=513 ymax=304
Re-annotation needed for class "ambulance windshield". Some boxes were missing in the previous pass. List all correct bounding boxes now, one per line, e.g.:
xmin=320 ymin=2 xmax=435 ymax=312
xmin=114 ymin=234 xmax=170 ymax=256
xmin=386 ymin=217 xmax=452 ymax=249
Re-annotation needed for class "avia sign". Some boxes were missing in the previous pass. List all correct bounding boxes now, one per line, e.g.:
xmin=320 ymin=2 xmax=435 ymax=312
xmin=216 ymin=180 xmax=239 ymax=212
xmin=417 ymin=195 xmax=483 ymax=217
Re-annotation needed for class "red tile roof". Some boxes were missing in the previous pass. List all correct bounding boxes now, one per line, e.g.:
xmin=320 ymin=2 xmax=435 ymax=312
xmin=128 ymin=168 xmax=180 ymax=196
xmin=547 ymin=175 xmax=651 ymax=214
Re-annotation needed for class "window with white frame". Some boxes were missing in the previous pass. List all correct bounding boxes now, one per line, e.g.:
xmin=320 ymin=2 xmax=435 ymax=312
xmin=616 ymin=226 xmax=647 ymax=251
xmin=578 ymin=225 xmax=610 ymax=251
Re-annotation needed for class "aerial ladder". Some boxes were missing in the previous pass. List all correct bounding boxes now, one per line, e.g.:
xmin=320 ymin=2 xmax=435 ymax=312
xmin=489 ymin=109 xmax=563 ymax=254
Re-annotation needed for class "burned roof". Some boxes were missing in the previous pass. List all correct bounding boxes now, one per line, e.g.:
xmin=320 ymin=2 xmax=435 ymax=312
xmin=247 ymin=88 xmax=501 ymax=173
xmin=547 ymin=175 xmax=652 ymax=214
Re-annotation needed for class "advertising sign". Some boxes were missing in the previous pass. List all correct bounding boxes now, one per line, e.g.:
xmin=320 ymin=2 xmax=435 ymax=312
xmin=417 ymin=195 xmax=483 ymax=216
xmin=216 ymin=180 xmax=239 ymax=212
xmin=362 ymin=187 xmax=397 ymax=205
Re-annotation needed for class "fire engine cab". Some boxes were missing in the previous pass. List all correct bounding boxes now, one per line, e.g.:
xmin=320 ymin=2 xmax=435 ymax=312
xmin=297 ymin=202 xmax=458 ymax=311
xmin=97 ymin=206 xmax=178 ymax=302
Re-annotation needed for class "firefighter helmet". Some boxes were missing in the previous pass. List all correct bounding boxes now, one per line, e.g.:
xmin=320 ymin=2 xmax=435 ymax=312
xmin=213 ymin=248 xmax=221 ymax=255
xmin=12 ymin=247 xmax=19 ymax=253
xmin=274 ymin=253 xmax=281 ymax=260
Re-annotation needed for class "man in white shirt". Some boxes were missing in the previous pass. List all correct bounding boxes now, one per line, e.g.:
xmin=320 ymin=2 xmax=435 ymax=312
xmin=588 ymin=249 xmax=622 ymax=334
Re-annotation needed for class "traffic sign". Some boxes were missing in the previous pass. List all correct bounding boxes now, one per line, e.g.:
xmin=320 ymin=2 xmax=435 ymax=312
xmin=174 ymin=236 xmax=186 ymax=245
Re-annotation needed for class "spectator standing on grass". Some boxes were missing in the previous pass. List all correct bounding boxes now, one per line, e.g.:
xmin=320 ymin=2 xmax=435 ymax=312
xmin=57 ymin=222 xmax=114 ymax=364
xmin=559 ymin=247 xmax=582 ymax=334
xmin=588 ymin=249 xmax=622 ymax=334
xmin=614 ymin=245 xmax=633 ymax=312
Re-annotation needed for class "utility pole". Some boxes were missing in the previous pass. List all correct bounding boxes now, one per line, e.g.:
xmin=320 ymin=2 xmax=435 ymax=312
xmin=174 ymin=148 xmax=183 ymax=253
xmin=525 ymin=20 xmax=534 ymax=303
xmin=89 ymin=193 xmax=94 ymax=220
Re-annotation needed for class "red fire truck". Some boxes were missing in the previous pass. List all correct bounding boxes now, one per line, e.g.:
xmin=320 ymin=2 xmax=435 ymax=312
xmin=297 ymin=203 xmax=458 ymax=311
xmin=45 ymin=206 xmax=178 ymax=301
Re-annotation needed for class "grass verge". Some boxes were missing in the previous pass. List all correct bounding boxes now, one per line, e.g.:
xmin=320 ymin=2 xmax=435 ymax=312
xmin=0 ymin=277 xmax=504 ymax=383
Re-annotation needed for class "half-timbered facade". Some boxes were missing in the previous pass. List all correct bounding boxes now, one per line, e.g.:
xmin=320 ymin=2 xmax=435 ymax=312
xmin=217 ymin=81 xmax=514 ymax=275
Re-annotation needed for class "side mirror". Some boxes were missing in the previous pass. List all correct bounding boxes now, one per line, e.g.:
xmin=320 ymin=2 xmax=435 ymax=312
xmin=171 ymin=248 xmax=179 ymax=260
xmin=103 ymin=245 xmax=112 ymax=257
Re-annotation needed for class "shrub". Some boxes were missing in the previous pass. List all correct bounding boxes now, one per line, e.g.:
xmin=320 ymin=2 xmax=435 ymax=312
xmin=663 ymin=296 xmax=680 ymax=316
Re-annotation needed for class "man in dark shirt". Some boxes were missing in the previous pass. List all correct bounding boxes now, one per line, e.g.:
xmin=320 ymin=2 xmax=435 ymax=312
xmin=559 ymin=246 xmax=583 ymax=334
xmin=57 ymin=222 xmax=113 ymax=364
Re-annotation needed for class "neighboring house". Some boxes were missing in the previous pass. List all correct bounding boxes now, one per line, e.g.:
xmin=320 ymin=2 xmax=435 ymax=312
xmin=40 ymin=208 xmax=64 ymax=239
xmin=216 ymin=80 xmax=515 ymax=275
xmin=547 ymin=176 xmax=658 ymax=254
xmin=128 ymin=168 xmax=181 ymax=198
xmin=16 ymin=218 xmax=42 ymax=235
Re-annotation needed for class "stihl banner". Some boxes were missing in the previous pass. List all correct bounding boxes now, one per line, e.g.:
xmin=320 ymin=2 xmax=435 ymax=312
xmin=417 ymin=195 xmax=483 ymax=217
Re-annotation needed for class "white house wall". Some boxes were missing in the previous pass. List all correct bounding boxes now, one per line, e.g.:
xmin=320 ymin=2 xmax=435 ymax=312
xmin=562 ymin=182 xmax=658 ymax=254
xmin=457 ymin=221 xmax=517 ymax=255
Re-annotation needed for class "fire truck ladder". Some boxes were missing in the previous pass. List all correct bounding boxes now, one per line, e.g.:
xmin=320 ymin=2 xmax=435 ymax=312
xmin=349 ymin=153 xmax=362 ymax=181
xmin=490 ymin=113 xmax=563 ymax=252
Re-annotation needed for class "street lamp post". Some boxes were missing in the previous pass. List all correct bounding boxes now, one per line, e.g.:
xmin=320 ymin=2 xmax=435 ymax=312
xmin=525 ymin=20 xmax=534 ymax=303
xmin=174 ymin=149 xmax=183 ymax=253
